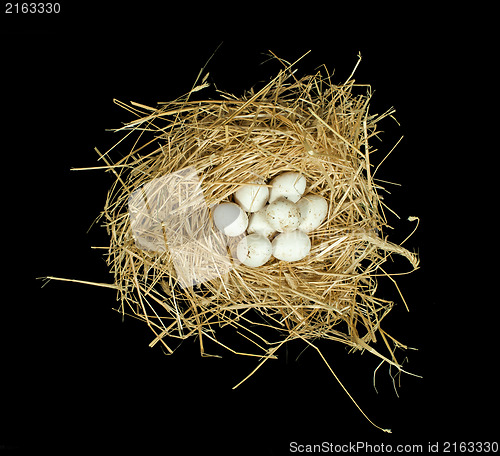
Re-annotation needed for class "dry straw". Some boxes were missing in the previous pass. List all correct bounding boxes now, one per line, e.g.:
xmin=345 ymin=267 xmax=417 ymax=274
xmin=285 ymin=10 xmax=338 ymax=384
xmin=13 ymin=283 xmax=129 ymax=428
xmin=73 ymin=52 xmax=419 ymax=432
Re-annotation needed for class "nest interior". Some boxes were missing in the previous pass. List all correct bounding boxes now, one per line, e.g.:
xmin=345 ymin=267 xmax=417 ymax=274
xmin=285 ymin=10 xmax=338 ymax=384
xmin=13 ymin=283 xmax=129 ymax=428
xmin=97 ymin=56 xmax=419 ymax=390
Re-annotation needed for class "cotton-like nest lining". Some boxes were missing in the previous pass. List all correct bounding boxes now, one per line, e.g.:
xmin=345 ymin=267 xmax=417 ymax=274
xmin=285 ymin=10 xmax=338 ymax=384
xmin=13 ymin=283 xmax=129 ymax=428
xmin=96 ymin=55 xmax=419 ymax=429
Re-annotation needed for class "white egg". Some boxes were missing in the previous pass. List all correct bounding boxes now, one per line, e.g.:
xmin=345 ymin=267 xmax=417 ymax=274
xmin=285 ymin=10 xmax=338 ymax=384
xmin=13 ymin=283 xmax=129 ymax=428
xmin=269 ymin=172 xmax=307 ymax=203
xmin=272 ymin=230 xmax=311 ymax=262
xmin=225 ymin=232 xmax=246 ymax=264
xmin=234 ymin=182 xmax=269 ymax=212
xmin=247 ymin=208 xmax=277 ymax=238
xmin=236 ymin=234 xmax=273 ymax=267
xmin=296 ymin=194 xmax=329 ymax=233
xmin=265 ymin=197 xmax=301 ymax=232
xmin=213 ymin=202 xmax=248 ymax=237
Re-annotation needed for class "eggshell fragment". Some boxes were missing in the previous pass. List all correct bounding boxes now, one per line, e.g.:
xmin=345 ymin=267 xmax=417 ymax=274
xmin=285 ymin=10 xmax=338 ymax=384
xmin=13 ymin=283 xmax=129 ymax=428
xmin=269 ymin=172 xmax=306 ymax=203
xmin=234 ymin=182 xmax=269 ymax=212
xmin=265 ymin=197 xmax=301 ymax=232
xmin=296 ymin=194 xmax=328 ymax=233
xmin=272 ymin=230 xmax=311 ymax=262
xmin=213 ymin=202 xmax=248 ymax=237
xmin=236 ymin=234 xmax=273 ymax=267
xmin=247 ymin=208 xmax=277 ymax=239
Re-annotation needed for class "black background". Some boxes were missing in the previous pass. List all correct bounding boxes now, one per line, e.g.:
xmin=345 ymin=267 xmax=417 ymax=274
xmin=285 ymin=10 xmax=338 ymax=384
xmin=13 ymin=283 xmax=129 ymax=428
xmin=1 ymin=2 xmax=496 ymax=455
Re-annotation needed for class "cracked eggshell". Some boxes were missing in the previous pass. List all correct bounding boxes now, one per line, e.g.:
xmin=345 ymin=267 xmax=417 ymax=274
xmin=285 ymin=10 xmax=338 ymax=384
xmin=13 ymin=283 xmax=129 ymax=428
xmin=265 ymin=197 xmax=301 ymax=233
xmin=233 ymin=182 xmax=269 ymax=213
xmin=213 ymin=202 xmax=248 ymax=237
xmin=269 ymin=172 xmax=306 ymax=203
xmin=297 ymin=194 xmax=328 ymax=233
xmin=272 ymin=230 xmax=311 ymax=262
xmin=247 ymin=208 xmax=277 ymax=239
xmin=236 ymin=234 xmax=273 ymax=267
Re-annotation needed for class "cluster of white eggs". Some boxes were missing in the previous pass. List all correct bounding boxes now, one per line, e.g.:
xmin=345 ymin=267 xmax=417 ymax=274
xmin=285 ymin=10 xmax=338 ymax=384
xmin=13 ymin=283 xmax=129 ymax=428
xmin=212 ymin=172 xmax=328 ymax=267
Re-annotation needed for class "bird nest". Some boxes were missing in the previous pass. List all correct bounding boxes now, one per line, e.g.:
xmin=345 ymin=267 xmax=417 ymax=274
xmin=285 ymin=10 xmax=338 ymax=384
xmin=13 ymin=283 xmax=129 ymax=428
xmin=94 ymin=54 xmax=419 ymax=431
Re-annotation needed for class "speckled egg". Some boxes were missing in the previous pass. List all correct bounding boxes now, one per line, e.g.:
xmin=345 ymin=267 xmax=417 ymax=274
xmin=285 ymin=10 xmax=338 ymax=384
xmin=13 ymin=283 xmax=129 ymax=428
xmin=233 ymin=182 xmax=269 ymax=213
xmin=268 ymin=172 xmax=307 ymax=203
xmin=272 ymin=230 xmax=311 ymax=262
xmin=247 ymin=208 xmax=277 ymax=239
xmin=265 ymin=197 xmax=301 ymax=233
xmin=296 ymin=194 xmax=328 ymax=233
xmin=236 ymin=234 xmax=273 ymax=267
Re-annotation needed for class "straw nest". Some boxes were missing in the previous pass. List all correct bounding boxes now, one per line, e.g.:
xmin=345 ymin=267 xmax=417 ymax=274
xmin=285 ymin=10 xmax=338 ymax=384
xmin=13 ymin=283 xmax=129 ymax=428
xmin=95 ymin=54 xmax=419 ymax=428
